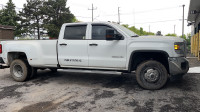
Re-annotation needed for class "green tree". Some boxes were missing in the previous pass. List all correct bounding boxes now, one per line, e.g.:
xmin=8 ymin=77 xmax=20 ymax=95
xmin=19 ymin=0 xmax=44 ymax=40
xmin=139 ymin=27 xmax=144 ymax=35
xmin=122 ymin=24 xmax=155 ymax=36
xmin=182 ymin=34 xmax=187 ymax=40
xmin=0 ymin=0 xmax=19 ymax=36
xmin=165 ymin=33 xmax=177 ymax=37
xmin=42 ymin=0 xmax=76 ymax=38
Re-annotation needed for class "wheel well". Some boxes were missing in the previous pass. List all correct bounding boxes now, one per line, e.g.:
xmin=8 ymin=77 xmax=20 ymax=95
xmin=129 ymin=51 xmax=169 ymax=73
xmin=7 ymin=52 xmax=28 ymax=66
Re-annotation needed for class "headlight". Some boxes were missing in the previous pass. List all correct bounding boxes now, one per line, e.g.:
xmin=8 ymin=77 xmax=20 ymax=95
xmin=174 ymin=42 xmax=185 ymax=54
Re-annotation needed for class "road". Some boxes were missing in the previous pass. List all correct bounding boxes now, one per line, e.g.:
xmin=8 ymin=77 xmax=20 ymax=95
xmin=0 ymin=59 xmax=199 ymax=112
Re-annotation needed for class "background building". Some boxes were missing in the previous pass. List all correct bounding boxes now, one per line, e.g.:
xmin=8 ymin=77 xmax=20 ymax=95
xmin=0 ymin=25 xmax=15 ymax=40
xmin=188 ymin=0 xmax=200 ymax=36
xmin=188 ymin=0 xmax=200 ymax=60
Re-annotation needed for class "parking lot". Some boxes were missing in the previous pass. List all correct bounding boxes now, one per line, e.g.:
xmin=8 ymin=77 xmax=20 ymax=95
xmin=0 ymin=58 xmax=199 ymax=112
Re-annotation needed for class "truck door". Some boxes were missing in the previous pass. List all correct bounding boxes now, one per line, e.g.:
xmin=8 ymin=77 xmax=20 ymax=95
xmin=58 ymin=24 xmax=88 ymax=67
xmin=88 ymin=24 xmax=127 ymax=69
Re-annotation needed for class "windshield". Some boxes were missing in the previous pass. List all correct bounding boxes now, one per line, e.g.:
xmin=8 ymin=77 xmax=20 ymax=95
xmin=114 ymin=23 xmax=138 ymax=37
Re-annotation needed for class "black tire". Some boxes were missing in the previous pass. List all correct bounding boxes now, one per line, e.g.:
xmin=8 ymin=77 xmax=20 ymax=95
xmin=170 ymin=74 xmax=184 ymax=82
xmin=30 ymin=67 xmax=37 ymax=78
xmin=50 ymin=68 xmax=57 ymax=73
xmin=10 ymin=59 xmax=31 ymax=82
xmin=136 ymin=60 xmax=168 ymax=90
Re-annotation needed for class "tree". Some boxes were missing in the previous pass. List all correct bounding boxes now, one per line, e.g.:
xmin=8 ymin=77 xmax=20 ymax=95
xmin=122 ymin=24 xmax=155 ymax=36
xmin=140 ymin=27 xmax=144 ymax=35
xmin=19 ymin=0 xmax=44 ymax=40
xmin=42 ymin=0 xmax=76 ymax=38
xmin=165 ymin=33 xmax=177 ymax=37
xmin=0 ymin=0 xmax=19 ymax=36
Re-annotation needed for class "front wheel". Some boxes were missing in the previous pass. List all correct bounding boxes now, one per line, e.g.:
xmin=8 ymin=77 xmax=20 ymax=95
xmin=136 ymin=60 xmax=168 ymax=90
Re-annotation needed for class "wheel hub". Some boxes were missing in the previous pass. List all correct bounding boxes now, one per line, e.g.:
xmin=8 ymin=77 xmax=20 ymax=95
xmin=144 ymin=69 xmax=159 ymax=82
xmin=13 ymin=64 xmax=23 ymax=78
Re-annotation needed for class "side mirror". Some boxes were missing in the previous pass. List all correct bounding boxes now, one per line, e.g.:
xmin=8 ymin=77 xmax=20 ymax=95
xmin=106 ymin=29 xmax=123 ymax=40
xmin=106 ymin=29 xmax=115 ymax=40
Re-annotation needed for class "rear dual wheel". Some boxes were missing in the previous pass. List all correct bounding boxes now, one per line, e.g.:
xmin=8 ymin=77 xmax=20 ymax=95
xmin=136 ymin=60 xmax=168 ymax=90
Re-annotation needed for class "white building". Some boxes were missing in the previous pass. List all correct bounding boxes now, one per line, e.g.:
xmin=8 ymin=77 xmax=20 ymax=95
xmin=187 ymin=0 xmax=200 ymax=36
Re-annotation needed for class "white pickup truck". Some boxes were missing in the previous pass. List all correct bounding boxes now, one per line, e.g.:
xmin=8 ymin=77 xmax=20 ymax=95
xmin=0 ymin=22 xmax=189 ymax=89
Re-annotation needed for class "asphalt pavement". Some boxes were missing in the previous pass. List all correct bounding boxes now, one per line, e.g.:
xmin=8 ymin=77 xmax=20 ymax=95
xmin=0 ymin=58 xmax=199 ymax=112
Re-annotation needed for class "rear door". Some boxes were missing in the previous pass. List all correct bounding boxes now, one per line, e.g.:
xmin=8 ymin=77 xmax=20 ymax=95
xmin=58 ymin=24 xmax=89 ymax=67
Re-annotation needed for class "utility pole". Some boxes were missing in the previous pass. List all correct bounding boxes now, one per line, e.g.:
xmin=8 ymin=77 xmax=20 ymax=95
xmin=118 ymin=7 xmax=120 ymax=24
xmin=149 ymin=25 xmax=150 ymax=33
xmin=174 ymin=25 xmax=176 ymax=34
xmin=88 ymin=4 xmax=97 ymax=22
xmin=182 ymin=4 xmax=185 ymax=38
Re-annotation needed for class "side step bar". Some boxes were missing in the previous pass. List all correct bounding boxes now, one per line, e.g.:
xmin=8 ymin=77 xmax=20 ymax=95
xmin=0 ymin=65 xmax=9 ymax=69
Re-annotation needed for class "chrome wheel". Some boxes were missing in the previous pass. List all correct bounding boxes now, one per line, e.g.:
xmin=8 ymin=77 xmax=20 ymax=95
xmin=144 ymin=68 xmax=160 ymax=83
xmin=13 ymin=64 xmax=23 ymax=78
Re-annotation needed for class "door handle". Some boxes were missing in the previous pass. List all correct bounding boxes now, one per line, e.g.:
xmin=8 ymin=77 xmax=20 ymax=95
xmin=59 ymin=43 xmax=67 ymax=46
xmin=89 ymin=43 xmax=98 ymax=46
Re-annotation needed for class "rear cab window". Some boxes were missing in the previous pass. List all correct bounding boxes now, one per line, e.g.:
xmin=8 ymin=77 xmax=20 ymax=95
xmin=64 ymin=25 xmax=87 ymax=40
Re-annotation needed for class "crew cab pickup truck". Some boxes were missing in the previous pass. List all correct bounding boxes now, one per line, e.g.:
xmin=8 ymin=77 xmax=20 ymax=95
xmin=0 ymin=22 xmax=189 ymax=90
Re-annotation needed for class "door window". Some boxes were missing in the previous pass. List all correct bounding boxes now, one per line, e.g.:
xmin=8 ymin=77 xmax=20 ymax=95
xmin=64 ymin=25 xmax=87 ymax=40
xmin=92 ymin=25 xmax=116 ymax=40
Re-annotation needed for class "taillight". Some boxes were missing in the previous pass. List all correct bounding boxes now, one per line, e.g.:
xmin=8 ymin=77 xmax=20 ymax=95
xmin=0 ymin=44 xmax=2 ymax=54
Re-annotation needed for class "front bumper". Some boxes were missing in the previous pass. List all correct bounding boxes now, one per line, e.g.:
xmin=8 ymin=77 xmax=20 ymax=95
xmin=168 ymin=57 xmax=189 ymax=75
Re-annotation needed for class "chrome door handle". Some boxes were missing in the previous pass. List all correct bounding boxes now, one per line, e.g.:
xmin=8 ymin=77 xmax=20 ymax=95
xmin=89 ymin=43 xmax=98 ymax=46
xmin=59 ymin=43 xmax=67 ymax=46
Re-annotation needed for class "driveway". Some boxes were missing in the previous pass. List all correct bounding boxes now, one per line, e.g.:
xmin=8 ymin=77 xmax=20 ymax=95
xmin=0 ymin=58 xmax=199 ymax=112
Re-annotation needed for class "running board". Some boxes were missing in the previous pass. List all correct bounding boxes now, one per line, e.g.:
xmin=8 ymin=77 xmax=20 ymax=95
xmin=59 ymin=69 xmax=123 ymax=75
xmin=0 ymin=64 xmax=9 ymax=69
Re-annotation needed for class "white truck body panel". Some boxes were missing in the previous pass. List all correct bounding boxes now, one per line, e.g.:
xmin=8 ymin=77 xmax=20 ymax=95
xmin=88 ymin=40 xmax=127 ymax=69
xmin=58 ymin=40 xmax=89 ymax=67
xmin=0 ymin=40 xmax=57 ymax=67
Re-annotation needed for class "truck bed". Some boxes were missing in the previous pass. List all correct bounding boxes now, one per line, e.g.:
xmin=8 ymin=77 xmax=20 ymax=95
xmin=0 ymin=40 xmax=58 ymax=67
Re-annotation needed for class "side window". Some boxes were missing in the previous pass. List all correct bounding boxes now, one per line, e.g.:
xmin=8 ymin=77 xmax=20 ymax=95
xmin=92 ymin=25 xmax=115 ymax=40
xmin=64 ymin=25 xmax=87 ymax=40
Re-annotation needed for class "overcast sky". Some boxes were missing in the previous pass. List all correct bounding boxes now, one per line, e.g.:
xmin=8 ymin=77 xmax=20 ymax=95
xmin=1 ymin=0 xmax=191 ymax=36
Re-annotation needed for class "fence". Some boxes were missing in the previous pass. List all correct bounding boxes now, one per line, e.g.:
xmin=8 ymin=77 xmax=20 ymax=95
xmin=191 ymin=31 xmax=200 ymax=60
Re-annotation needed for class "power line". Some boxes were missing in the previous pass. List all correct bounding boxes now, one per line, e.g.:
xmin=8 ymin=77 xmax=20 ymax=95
xmin=133 ymin=6 xmax=179 ymax=14
xmin=133 ymin=19 xmax=180 ymax=25
xmin=101 ymin=6 xmax=179 ymax=17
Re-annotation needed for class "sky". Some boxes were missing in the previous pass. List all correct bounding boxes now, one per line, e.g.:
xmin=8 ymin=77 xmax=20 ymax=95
xmin=0 ymin=0 xmax=191 ymax=36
